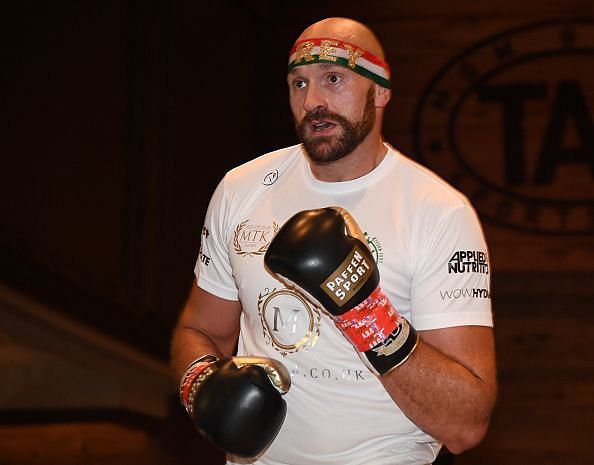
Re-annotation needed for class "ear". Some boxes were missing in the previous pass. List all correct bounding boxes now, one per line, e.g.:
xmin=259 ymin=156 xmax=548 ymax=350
xmin=374 ymin=84 xmax=391 ymax=108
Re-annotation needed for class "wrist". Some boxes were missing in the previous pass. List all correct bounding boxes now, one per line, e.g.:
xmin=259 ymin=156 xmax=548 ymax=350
xmin=334 ymin=287 xmax=419 ymax=375
xmin=179 ymin=354 xmax=219 ymax=416
xmin=368 ymin=317 xmax=419 ymax=375
xmin=335 ymin=287 xmax=400 ymax=351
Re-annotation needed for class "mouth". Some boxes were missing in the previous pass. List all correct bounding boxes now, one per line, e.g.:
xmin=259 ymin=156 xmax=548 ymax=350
xmin=309 ymin=120 xmax=337 ymax=134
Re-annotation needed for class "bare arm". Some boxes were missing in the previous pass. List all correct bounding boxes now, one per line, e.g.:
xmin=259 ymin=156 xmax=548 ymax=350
xmin=380 ymin=325 xmax=497 ymax=454
xmin=170 ymin=282 xmax=242 ymax=381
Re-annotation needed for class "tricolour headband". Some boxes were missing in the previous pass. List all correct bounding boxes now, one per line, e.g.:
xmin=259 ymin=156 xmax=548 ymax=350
xmin=288 ymin=37 xmax=391 ymax=89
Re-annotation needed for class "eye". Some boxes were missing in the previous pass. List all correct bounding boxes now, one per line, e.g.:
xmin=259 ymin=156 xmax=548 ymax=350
xmin=293 ymin=79 xmax=307 ymax=89
xmin=327 ymin=73 xmax=342 ymax=84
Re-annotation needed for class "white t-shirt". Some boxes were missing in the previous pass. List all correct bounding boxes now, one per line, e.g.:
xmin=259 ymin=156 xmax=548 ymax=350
xmin=195 ymin=143 xmax=492 ymax=465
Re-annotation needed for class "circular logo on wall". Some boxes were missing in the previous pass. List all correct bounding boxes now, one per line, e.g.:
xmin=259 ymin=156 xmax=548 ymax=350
xmin=413 ymin=19 xmax=594 ymax=235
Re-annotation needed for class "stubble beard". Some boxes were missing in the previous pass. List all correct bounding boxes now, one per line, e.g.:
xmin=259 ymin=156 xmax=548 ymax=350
xmin=295 ymin=87 xmax=376 ymax=164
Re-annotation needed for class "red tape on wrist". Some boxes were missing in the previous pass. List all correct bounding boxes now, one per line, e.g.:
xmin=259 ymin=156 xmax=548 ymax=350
xmin=335 ymin=287 xmax=401 ymax=352
xmin=180 ymin=360 xmax=215 ymax=413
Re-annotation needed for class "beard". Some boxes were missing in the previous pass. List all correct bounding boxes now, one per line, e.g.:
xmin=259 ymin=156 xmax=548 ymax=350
xmin=295 ymin=87 xmax=376 ymax=164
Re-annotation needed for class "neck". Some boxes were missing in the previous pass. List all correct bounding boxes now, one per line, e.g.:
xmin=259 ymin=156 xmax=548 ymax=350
xmin=308 ymin=133 xmax=387 ymax=182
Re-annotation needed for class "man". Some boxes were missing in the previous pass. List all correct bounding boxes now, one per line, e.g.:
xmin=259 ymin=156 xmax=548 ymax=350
xmin=170 ymin=17 xmax=497 ymax=465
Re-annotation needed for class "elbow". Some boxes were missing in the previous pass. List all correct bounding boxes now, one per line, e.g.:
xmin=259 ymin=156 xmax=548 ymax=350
xmin=443 ymin=419 xmax=490 ymax=455
xmin=446 ymin=382 xmax=497 ymax=454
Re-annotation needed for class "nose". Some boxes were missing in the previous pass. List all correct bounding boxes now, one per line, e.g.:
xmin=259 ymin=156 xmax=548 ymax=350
xmin=303 ymin=83 xmax=326 ymax=113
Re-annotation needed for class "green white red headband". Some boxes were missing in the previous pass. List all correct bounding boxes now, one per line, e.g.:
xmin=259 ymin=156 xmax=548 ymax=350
xmin=288 ymin=37 xmax=391 ymax=89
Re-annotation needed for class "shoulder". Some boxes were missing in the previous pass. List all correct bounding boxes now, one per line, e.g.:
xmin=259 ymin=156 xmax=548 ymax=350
xmin=388 ymin=145 xmax=472 ymax=212
xmin=211 ymin=144 xmax=303 ymax=214
xmin=224 ymin=144 xmax=303 ymax=187
xmin=383 ymin=145 xmax=483 ymax=244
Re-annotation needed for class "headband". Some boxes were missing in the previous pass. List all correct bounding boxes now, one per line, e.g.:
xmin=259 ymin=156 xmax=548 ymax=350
xmin=288 ymin=37 xmax=391 ymax=89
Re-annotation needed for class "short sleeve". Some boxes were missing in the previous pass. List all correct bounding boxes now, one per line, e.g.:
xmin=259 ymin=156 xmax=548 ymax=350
xmin=410 ymin=204 xmax=493 ymax=330
xmin=194 ymin=177 xmax=239 ymax=301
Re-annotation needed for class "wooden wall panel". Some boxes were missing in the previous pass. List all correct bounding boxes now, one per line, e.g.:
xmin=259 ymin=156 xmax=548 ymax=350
xmin=0 ymin=421 xmax=223 ymax=465
xmin=0 ymin=1 xmax=255 ymax=358
xmin=455 ymin=294 xmax=594 ymax=465
xmin=398 ymin=18 xmax=594 ymax=272
xmin=0 ymin=2 xmax=130 ymax=298
xmin=0 ymin=0 xmax=164 ymax=353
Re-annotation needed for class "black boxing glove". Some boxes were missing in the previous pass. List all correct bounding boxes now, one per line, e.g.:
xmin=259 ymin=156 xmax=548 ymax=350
xmin=264 ymin=206 xmax=419 ymax=376
xmin=180 ymin=355 xmax=291 ymax=458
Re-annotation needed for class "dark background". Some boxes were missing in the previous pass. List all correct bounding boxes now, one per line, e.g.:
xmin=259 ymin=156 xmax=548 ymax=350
xmin=1 ymin=1 xmax=593 ymax=464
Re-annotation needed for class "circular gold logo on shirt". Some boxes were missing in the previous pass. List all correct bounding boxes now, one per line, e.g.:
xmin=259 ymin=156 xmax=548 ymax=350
xmin=257 ymin=287 xmax=321 ymax=356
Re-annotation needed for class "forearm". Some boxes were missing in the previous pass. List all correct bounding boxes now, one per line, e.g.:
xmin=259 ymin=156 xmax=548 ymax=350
xmin=380 ymin=334 xmax=497 ymax=453
xmin=169 ymin=285 xmax=242 ymax=380
xmin=170 ymin=326 xmax=224 ymax=380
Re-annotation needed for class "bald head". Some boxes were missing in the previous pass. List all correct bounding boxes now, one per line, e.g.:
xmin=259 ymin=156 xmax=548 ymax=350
xmin=295 ymin=17 xmax=386 ymax=61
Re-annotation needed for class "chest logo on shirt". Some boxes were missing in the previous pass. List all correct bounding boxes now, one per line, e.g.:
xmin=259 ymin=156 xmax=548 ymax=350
xmin=233 ymin=220 xmax=279 ymax=257
xmin=257 ymin=287 xmax=321 ymax=356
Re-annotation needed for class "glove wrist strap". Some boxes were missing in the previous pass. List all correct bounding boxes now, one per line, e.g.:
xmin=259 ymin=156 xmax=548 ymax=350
xmin=179 ymin=354 xmax=218 ymax=416
xmin=334 ymin=287 xmax=419 ymax=375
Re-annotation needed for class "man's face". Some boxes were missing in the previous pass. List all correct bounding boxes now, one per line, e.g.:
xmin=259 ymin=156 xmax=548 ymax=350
xmin=288 ymin=64 xmax=376 ymax=164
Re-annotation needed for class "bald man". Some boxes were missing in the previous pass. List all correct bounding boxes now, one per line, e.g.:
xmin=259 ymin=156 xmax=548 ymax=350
xmin=171 ymin=17 xmax=497 ymax=465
